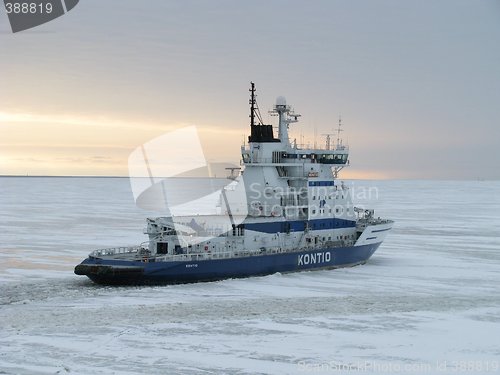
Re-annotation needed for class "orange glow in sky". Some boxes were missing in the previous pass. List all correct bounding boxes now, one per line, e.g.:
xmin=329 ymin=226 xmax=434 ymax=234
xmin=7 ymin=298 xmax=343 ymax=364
xmin=1 ymin=1 xmax=499 ymax=179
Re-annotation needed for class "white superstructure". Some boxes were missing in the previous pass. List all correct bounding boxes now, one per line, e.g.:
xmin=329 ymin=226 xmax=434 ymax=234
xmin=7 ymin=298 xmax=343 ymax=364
xmin=138 ymin=83 xmax=392 ymax=262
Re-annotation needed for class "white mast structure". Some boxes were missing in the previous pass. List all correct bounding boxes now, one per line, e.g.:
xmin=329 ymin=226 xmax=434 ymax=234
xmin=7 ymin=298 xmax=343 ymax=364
xmin=269 ymin=96 xmax=300 ymax=148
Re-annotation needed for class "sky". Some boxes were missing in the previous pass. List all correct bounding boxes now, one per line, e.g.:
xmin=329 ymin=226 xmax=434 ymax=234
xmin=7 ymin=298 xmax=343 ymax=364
xmin=1 ymin=0 xmax=499 ymax=179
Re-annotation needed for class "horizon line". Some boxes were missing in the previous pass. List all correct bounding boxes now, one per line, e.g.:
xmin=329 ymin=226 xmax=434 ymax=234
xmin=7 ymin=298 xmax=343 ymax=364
xmin=0 ymin=175 xmax=497 ymax=181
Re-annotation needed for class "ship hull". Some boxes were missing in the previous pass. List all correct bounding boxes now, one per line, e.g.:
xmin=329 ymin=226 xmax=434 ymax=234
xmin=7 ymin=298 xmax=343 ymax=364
xmin=75 ymin=242 xmax=381 ymax=285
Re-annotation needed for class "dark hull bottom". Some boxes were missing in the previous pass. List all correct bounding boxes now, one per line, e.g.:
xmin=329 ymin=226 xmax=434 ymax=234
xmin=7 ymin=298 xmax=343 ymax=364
xmin=76 ymin=243 xmax=381 ymax=285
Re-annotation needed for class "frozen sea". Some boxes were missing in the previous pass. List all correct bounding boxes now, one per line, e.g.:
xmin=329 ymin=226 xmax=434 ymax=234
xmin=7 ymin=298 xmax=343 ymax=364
xmin=0 ymin=178 xmax=499 ymax=375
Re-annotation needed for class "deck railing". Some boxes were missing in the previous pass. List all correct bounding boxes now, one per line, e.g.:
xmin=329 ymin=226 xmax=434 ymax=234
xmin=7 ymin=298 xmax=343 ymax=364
xmin=153 ymin=240 xmax=355 ymax=263
xmin=90 ymin=246 xmax=141 ymax=258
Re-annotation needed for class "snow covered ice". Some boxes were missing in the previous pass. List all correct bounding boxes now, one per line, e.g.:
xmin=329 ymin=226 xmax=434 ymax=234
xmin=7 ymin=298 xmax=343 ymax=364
xmin=1 ymin=178 xmax=499 ymax=374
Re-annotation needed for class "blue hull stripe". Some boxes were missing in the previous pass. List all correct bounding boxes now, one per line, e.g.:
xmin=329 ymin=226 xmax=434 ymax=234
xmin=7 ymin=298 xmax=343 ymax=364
xmin=245 ymin=218 xmax=355 ymax=234
xmin=81 ymin=242 xmax=381 ymax=285
xmin=308 ymin=181 xmax=335 ymax=187
xmin=371 ymin=228 xmax=391 ymax=233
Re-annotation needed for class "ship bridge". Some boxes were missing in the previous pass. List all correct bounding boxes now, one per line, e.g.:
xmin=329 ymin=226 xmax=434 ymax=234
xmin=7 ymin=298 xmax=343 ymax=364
xmin=240 ymin=83 xmax=349 ymax=173
xmin=235 ymin=83 xmax=353 ymax=222
xmin=241 ymin=146 xmax=349 ymax=166
xmin=279 ymin=149 xmax=348 ymax=165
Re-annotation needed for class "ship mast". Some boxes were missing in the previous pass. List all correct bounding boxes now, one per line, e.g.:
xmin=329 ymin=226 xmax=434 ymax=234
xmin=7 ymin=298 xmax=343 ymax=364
xmin=336 ymin=115 xmax=344 ymax=149
xmin=249 ymin=82 xmax=256 ymax=127
xmin=321 ymin=133 xmax=334 ymax=150
xmin=269 ymin=96 xmax=300 ymax=146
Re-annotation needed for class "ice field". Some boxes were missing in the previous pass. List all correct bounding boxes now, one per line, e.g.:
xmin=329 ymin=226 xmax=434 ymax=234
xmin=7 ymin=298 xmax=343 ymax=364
xmin=1 ymin=178 xmax=499 ymax=374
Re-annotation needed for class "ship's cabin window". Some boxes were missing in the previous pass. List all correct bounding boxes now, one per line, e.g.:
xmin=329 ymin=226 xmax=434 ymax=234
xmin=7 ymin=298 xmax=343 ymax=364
xmin=174 ymin=245 xmax=183 ymax=255
xmin=316 ymin=153 xmax=348 ymax=164
xmin=157 ymin=242 xmax=168 ymax=255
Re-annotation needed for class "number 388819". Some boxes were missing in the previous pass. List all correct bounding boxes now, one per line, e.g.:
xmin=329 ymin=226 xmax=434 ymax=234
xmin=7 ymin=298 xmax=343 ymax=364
xmin=5 ymin=2 xmax=53 ymax=14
